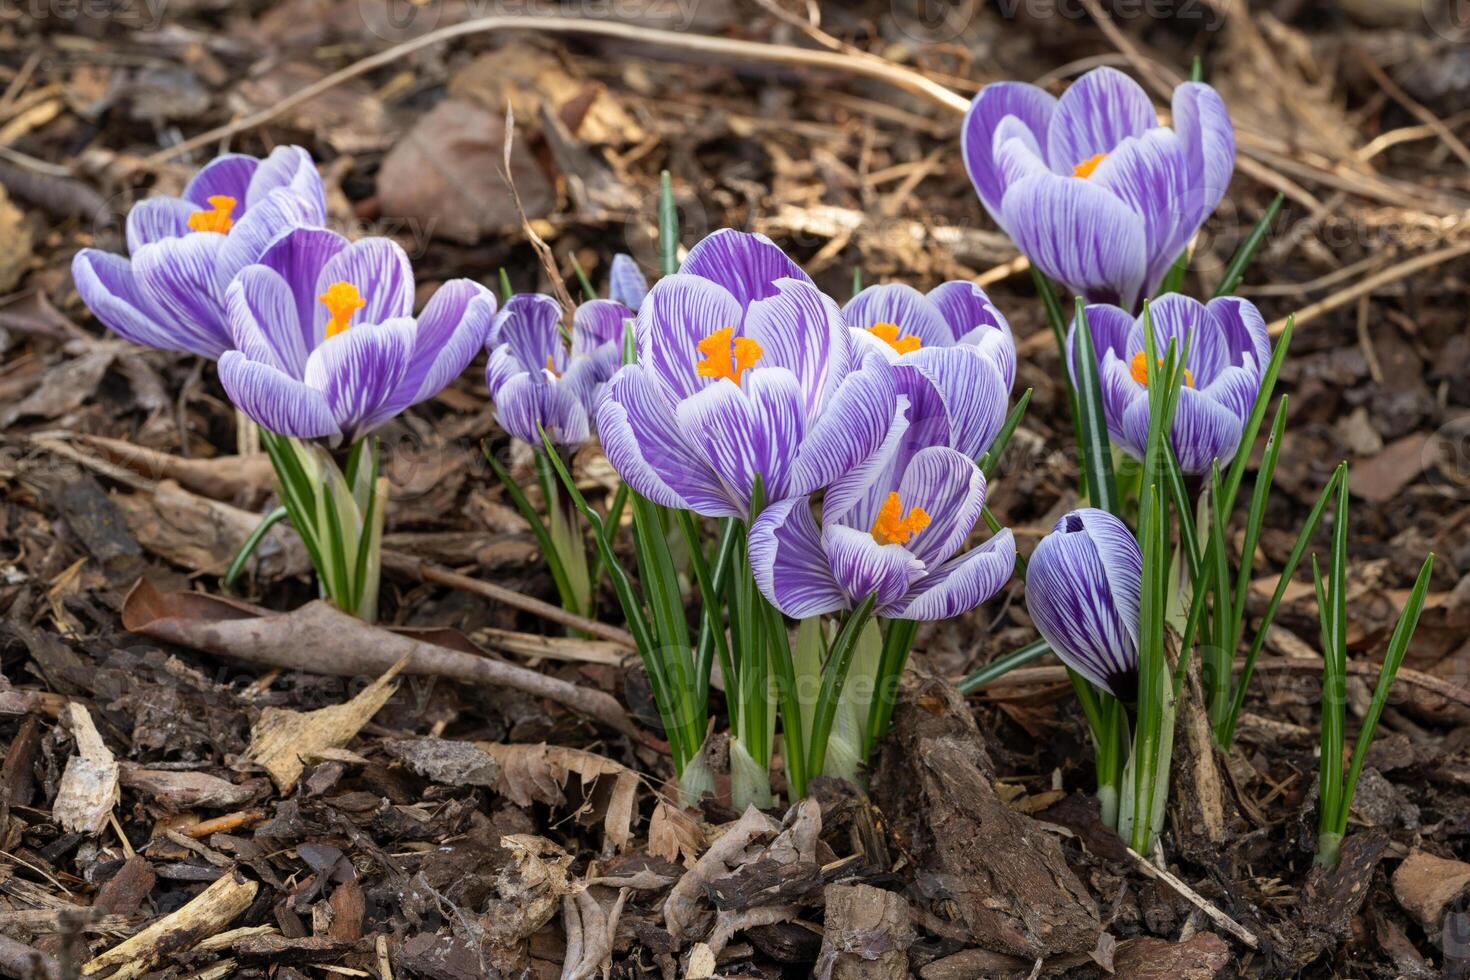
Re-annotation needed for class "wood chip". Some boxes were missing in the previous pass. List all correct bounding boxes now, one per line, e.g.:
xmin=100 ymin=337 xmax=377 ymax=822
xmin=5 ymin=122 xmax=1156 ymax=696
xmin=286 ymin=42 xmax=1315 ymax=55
xmin=53 ymin=704 xmax=119 ymax=836
xmin=81 ymin=871 xmax=257 ymax=979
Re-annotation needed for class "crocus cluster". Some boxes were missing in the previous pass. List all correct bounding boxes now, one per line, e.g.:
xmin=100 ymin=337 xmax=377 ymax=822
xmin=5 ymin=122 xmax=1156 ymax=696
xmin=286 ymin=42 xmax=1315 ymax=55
xmin=963 ymin=66 xmax=1234 ymax=311
xmin=597 ymin=229 xmax=1018 ymax=622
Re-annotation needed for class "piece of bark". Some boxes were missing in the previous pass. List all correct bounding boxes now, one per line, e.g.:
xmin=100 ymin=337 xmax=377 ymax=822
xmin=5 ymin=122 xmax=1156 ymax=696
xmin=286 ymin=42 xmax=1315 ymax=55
xmin=81 ymin=871 xmax=257 ymax=979
xmin=383 ymin=738 xmax=500 ymax=789
xmin=231 ymin=934 xmax=368 ymax=962
xmin=918 ymin=947 xmax=1032 ymax=979
xmin=817 ymin=884 xmax=911 ymax=980
xmin=93 ymin=856 xmax=156 ymax=917
xmin=1170 ymin=655 xmax=1240 ymax=859
xmin=326 ymin=880 xmax=364 ymax=941
xmin=118 ymin=766 xmax=263 ymax=811
xmin=1290 ymin=831 xmax=1389 ymax=969
xmin=873 ymin=664 xmax=1100 ymax=958
xmin=246 ymin=659 xmax=404 ymax=793
xmin=1111 ymin=933 xmax=1232 ymax=979
xmin=0 ymin=933 xmax=61 ymax=980
xmin=53 ymin=704 xmax=119 ymax=836
xmin=72 ymin=435 xmax=274 ymax=504
xmin=1 ymin=715 xmax=42 ymax=809
xmin=122 ymin=580 xmax=636 ymax=738
xmin=1392 ymin=849 xmax=1470 ymax=933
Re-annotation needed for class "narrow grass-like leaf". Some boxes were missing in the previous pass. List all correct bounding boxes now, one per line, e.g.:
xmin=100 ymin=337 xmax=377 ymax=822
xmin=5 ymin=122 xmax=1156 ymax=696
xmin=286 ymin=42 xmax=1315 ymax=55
xmin=1072 ymin=298 xmax=1120 ymax=515
xmin=1222 ymin=317 xmax=1292 ymax=516
xmin=223 ymin=505 xmax=289 ymax=590
xmin=852 ymin=267 xmax=862 ymax=299
xmin=1213 ymin=194 xmax=1285 ymax=298
xmin=498 ymin=267 xmax=513 ymax=303
xmin=658 ymin=170 xmax=679 ymax=278
xmin=483 ymin=445 xmax=576 ymax=616
xmin=805 ymin=593 xmax=878 ymax=782
xmin=957 ymin=637 xmax=1051 ymax=694
xmin=865 ymin=617 xmax=919 ymax=754
xmin=1206 ymin=462 xmax=1234 ymax=727
xmin=979 ymin=387 xmax=1032 ymax=480
xmin=570 ymin=253 xmax=596 ymax=302
xmin=1228 ymin=395 xmax=1289 ymax=656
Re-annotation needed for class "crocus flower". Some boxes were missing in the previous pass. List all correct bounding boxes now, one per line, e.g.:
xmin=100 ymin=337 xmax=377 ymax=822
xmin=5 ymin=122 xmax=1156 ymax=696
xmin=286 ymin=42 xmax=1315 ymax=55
xmin=596 ymin=230 xmax=899 ymax=518
xmin=608 ymin=253 xmax=649 ymax=311
xmin=962 ymin=67 xmax=1234 ymax=311
xmin=218 ymin=226 xmax=496 ymax=445
xmin=72 ymin=146 xmax=327 ymax=359
xmin=1067 ymin=293 xmax=1270 ymax=473
xmin=486 ymin=293 xmax=634 ymax=447
xmin=1026 ymin=508 xmax=1141 ymax=700
xmin=750 ymin=445 xmax=1014 ymax=620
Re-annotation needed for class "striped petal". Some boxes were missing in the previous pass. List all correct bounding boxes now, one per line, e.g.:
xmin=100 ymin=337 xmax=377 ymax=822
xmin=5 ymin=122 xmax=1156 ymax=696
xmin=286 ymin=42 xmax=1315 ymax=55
xmin=131 ymin=233 xmax=232 ymax=358
xmin=744 ymin=278 xmax=850 ymax=417
xmin=226 ymin=266 xmax=308 ymax=377
xmin=927 ymin=280 xmax=1015 ymax=383
xmin=1000 ymin=172 xmax=1148 ymax=309
xmin=679 ymin=229 xmax=810 ymax=310
xmin=901 ymin=345 xmax=1011 ymax=460
xmin=313 ymin=238 xmax=415 ymax=335
xmin=572 ymin=299 xmax=631 ymax=357
xmin=1025 ymin=508 xmax=1140 ymax=699
xmin=219 ymin=351 xmax=339 ymax=440
xmin=72 ymin=249 xmax=192 ymax=354
xmin=303 ymin=317 xmax=417 ymax=443
xmin=843 ymin=284 xmax=952 ymax=349
xmin=896 ymin=446 xmax=987 ymax=568
xmin=183 ymin=154 xmax=258 ymax=210
xmin=391 ymin=279 xmax=497 ymax=414
xmin=245 ymin=145 xmax=327 ymax=219
xmin=596 ymin=365 xmax=736 ymax=516
xmin=608 ymin=253 xmax=649 ymax=311
xmin=1090 ymin=129 xmax=1198 ymax=300
xmin=1206 ymin=296 xmax=1270 ymax=373
xmin=1121 ymin=384 xmax=1246 ymax=474
xmin=885 ymin=530 xmax=1015 ymax=621
xmin=214 ymin=189 xmax=324 ymax=293
xmin=961 ymin=80 xmax=1057 ymax=218
xmin=674 ymin=366 xmax=804 ymax=507
xmin=125 ymin=198 xmax=196 ymax=253
xmin=789 ymin=355 xmax=898 ymax=498
xmin=258 ymin=226 xmax=350 ymax=350
xmin=1045 ymin=67 xmax=1157 ymax=175
xmin=495 ymin=374 xmax=590 ymax=447
xmin=495 ymin=293 xmax=565 ymax=375
xmin=749 ymin=497 xmax=847 ymax=619
xmin=636 ymin=273 xmax=744 ymax=403
xmin=1171 ymin=83 xmax=1235 ymax=232
xmin=821 ymin=524 xmax=922 ymax=610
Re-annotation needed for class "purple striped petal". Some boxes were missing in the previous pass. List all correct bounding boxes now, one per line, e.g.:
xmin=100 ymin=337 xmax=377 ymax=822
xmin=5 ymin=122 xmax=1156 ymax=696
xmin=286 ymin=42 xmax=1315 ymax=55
xmin=226 ymin=266 xmax=307 ymax=377
xmin=1121 ymin=384 xmax=1246 ymax=474
xmin=495 ymin=294 xmax=565 ymax=375
xmin=1000 ymin=173 xmax=1148 ymax=309
xmin=744 ymin=279 xmax=850 ymax=417
xmin=495 ymin=374 xmax=590 ymax=447
xmin=608 ymin=253 xmax=649 ymax=311
xmin=1097 ymin=349 xmax=1144 ymax=445
xmin=636 ymin=273 xmax=743 ymax=403
xmin=214 ymin=189 xmax=323 ymax=292
xmin=1202 ymin=363 xmax=1260 ymax=429
xmin=1067 ymin=302 xmax=1138 ymax=375
xmin=896 ymin=446 xmax=987 ymax=568
xmin=1145 ymin=293 xmax=1226 ymax=385
xmin=131 ymin=234 xmax=232 ymax=358
xmin=885 ymin=530 xmax=1015 ymax=620
xmin=183 ymin=154 xmax=258 ymax=210
xmin=962 ymin=80 xmax=1057 ymax=218
xmin=749 ymin=497 xmax=847 ymax=619
xmin=674 ymin=367 xmax=804 ymax=507
xmin=572 ymin=299 xmax=631 ymax=358
xmin=259 ymin=227 xmax=350 ymax=348
xmin=485 ymin=346 xmax=520 ymax=400
xmin=125 ymin=198 xmax=196 ymax=253
xmin=1207 ymin=296 xmax=1270 ymax=373
xmin=596 ymin=365 xmax=737 ymax=516
xmin=303 ymin=318 xmax=416 ymax=443
xmin=927 ymin=280 xmax=1015 ymax=382
xmin=219 ymin=351 xmax=339 ymax=440
xmin=843 ymin=284 xmax=952 ymax=348
xmin=789 ymin=355 xmax=898 ymax=497
xmin=992 ymin=117 xmax=1052 ymax=196
xmin=312 ymin=238 xmax=415 ymax=335
xmin=821 ymin=524 xmax=922 ymax=610
xmin=1045 ymin=67 xmax=1157 ymax=175
xmin=1171 ymin=83 xmax=1235 ymax=230
xmin=1091 ymin=129 xmax=1197 ymax=300
xmin=245 ymin=145 xmax=326 ymax=219
xmin=1025 ymin=508 xmax=1140 ymax=699
xmin=901 ymin=345 xmax=1011 ymax=460
xmin=72 ymin=250 xmax=188 ymax=354
xmin=679 ymin=229 xmax=810 ymax=310
xmin=392 ymin=280 xmax=497 ymax=413
xmin=820 ymin=397 xmax=910 ymax=528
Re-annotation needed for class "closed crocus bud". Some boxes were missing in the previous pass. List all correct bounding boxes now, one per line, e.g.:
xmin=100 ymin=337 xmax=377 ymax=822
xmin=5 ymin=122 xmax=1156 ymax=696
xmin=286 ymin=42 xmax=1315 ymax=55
xmin=1025 ymin=508 xmax=1141 ymax=700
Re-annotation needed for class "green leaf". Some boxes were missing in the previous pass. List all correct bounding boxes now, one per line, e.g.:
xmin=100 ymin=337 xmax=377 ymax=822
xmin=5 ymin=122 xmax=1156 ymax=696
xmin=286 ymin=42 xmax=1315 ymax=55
xmin=956 ymin=637 xmax=1050 ymax=694
xmin=570 ymin=253 xmax=596 ymax=302
xmin=484 ymin=444 xmax=577 ymax=617
xmin=1072 ymin=298 xmax=1120 ymax=515
xmin=659 ymin=170 xmax=679 ymax=278
xmin=979 ymin=387 xmax=1032 ymax=480
xmin=1213 ymin=194 xmax=1285 ymax=298
xmin=805 ymin=593 xmax=879 ymax=782
xmin=498 ymin=267 xmax=514 ymax=303
xmin=223 ymin=505 xmax=289 ymax=590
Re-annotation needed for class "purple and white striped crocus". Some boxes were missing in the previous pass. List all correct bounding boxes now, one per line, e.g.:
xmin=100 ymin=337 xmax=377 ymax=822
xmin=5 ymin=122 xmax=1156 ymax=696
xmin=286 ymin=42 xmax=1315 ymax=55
xmin=963 ymin=67 xmax=1234 ymax=311
xmin=486 ymin=293 xmax=633 ymax=448
xmin=1026 ymin=508 xmax=1141 ymax=700
xmin=595 ymin=229 xmax=899 ymax=519
xmin=608 ymin=253 xmax=649 ymax=312
xmin=72 ymin=146 xmax=327 ymax=359
xmin=1068 ymin=293 xmax=1270 ymax=474
xmin=750 ymin=445 xmax=1015 ymax=620
xmin=217 ymin=226 xmax=496 ymax=446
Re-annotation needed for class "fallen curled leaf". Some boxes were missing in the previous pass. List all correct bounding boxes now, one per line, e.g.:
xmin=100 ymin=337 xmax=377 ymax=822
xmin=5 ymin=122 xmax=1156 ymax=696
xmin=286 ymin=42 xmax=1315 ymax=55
xmin=73 ymin=434 xmax=275 ymax=504
xmin=118 ymin=765 xmax=265 ymax=811
xmin=479 ymin=743 xmax=639 ymax=851
xmin=114 ymin=479 xmax=309 ymax=579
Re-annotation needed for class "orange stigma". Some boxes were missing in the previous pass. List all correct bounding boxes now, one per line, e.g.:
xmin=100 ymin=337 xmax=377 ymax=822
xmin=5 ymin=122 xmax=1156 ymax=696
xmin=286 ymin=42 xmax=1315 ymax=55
xmin=871 ymin=491 xmax=931 ymax=546
xmin=1129 ymin=351 xmax=1193 ymax=388
xmin=187 ymin=195 xmax=237 ymax=234
xmin=696 ymin=326 xmax=763 ymax=386
xmin=1073 ymin=153 xmax=1107 ymax=179
xmin=320 ymin=281 xmax=366 ymax=339
xmin=867 ymin=322 xmax=922 ymax=355
xmin=545 ymin=354 xmax=561 ymax=378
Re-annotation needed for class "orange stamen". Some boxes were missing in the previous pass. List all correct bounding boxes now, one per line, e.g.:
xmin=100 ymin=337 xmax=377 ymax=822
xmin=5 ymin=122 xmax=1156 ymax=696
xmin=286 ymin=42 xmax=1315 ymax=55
xmin=867 ymin=322 xmax=922 ymax=355
xmin=1073 ymin=153 xmax=1107 ymax=179
xmin=1129 ymin=351 xmax=1193 ymax=388
xmin=320 ymin=281 xmax=366 ymax=339
xmin=696 ymin=326 xmax=763 ymax=386
xmin=870 ymin=491 xmax=931 ymax=546
xmin=186 ymin=195 xmax=237 ymax=234
xmin=545 ymin=354 xmax=561 ymax=378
